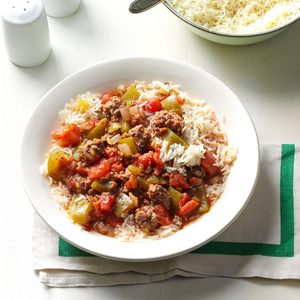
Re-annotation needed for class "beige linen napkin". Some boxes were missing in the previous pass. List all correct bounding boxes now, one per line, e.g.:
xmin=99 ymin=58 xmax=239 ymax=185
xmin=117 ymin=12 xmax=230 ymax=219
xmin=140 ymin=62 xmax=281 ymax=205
xmin=32 ymin=144 xmax=300 ymax=287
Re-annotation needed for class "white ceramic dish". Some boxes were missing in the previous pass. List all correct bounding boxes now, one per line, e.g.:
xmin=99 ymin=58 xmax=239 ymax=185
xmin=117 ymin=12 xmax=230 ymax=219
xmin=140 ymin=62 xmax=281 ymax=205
xmin=21 ymin=57 xmax=259 ymax=261
xmin=164 ymin=1 xmax=300 ymax=45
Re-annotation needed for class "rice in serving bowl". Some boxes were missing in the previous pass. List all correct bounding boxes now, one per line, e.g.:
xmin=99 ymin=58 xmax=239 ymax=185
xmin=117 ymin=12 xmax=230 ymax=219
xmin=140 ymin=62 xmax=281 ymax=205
xmin=165 ymin=0 xmax=300 ymax=45
xmin=168 ymin=0 xmax=300 ymax=34
xmin=41 ymin=80 xmax=237 ymax=241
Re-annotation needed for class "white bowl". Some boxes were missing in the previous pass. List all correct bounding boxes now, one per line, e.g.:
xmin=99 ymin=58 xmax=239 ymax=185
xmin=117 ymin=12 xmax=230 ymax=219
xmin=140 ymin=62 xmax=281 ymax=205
xmin=164 ymin=1 xmax=300 ymax=45
xmin=21 ymin=57 xmax=259 ymax=261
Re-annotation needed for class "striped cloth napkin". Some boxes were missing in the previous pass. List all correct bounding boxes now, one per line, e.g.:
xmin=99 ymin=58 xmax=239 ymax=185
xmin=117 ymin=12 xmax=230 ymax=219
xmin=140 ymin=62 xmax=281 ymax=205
xmin=32 ymin=144 xmax=300 ymax=287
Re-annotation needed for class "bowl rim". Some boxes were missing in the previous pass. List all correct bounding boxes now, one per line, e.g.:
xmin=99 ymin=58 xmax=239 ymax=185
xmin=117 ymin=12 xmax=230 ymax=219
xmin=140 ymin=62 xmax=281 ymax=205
xmin=21 ymin=57 xmax=260 ymax=261
xmin=164 ymin=1 xmax=300 ymax=38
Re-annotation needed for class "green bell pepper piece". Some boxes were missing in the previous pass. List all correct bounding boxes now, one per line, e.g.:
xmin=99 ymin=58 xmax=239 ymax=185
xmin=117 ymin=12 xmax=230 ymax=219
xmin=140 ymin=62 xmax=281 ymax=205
xmin=108 ymin=122 xmax=121 ymax=134
xmin=161 ymin=96 xmax=182 ymax=115
xmin=127 ymin=164 xmax=143 ymax=176
xmin=168 ymin=187 xmax=183 ymax=210
xmin=120 ymin=120 xmax=131 ymax=133
xmin=162 ymin=129 xmax=188 ymax=148
xmin=198 ymin=196 xmax=210 ymax=214
xmin=47 ymin=150 xmax=71 ymax=181
xmin=118 ymin=137 xmax=138 ymax=155
xmin=114 ymin=193 xmax=138 ymax=218
xmin=147 ymin=176 xmax=160 ymax=184
xmin=87 ymin=118 xmax=108 ymax=140
xmin=137 ymin=177 xmax=149 ymax=190
xmin=91 ymin=180 xmax=117 ymax=192
xmin=121 ymin=85 xmax=140 ymax=102
xmin=147 ymin=176 xmax=167 ymax=185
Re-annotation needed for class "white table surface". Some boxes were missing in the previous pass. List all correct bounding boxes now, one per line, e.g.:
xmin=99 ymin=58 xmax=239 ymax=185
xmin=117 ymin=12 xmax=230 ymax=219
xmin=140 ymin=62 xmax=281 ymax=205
xmin=1 ymin=0 xmax=300 ymax=299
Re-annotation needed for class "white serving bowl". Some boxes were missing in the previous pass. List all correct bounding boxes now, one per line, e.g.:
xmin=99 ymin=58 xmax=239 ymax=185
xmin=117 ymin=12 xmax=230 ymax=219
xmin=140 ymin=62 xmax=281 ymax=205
xmin=21 ymin=57 xmax=259 ymax=261
xmin=164 ymin=1 xmax=300 ymax=45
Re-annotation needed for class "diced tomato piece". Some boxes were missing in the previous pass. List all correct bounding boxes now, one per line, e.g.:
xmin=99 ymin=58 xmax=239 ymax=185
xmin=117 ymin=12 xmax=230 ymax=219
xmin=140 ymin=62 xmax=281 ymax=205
xmin=104 ymin=213 xmax=123 ymax=228
xmin=91 ymin=197 xmax=102 ymax=217
xmin=178 ymin=193 xmax=190 ymax=209
xmin=82 ymin=119 xmax=98 ymax=132
xmin=189 ymin=177 xmax=202 ymax=186
xmin=100 ymin=195 xmax=115 ymax=212
xmin=153 ymin=167 xmax=162 ymax=176
xmin=105 ymin=147 xmax=122 ymax=158
xmin=153 ymin=151 xmax=164 ymax=168
xmin=169 ymin=172 xmax=190 ymax=190
xmin=178 ymin=199 xmax=200 ymax=217
xmin=52 ymin=124 xmax=81 ymax=147
xmin=137 ymin=151 xmax=154 ymax=168
xmin=137 ymin=151 xmax=163 ymax=174
xmin=92 ymin=194 xmax=115 ymax=216
xmin=154 ymin=204 xmax=171 ymax=226
xmin=58 ymin=157 xmax=76 ymax=179
xmin=83 ymin=224 xmax=93 ymax=232
xmin=144 ymin=97 xmax=162 ymax=113
xmin=151 ymin=142 xmax=161 ymax=153
xmin=68 ymin=161 xmax=77 ymax=174
xmin=100 ymin=90 xmax=119 ymax=104
xmin=76 ymin=165 xmax=88 ymax=176
xmin=177 ymin=96 xmax=185 ymax=105
xmin=125 ymin=175 xmax=138 ymax=190
xmin=201 ymin=151 xmax=220 ymax=179
xmin=111 ymin=162 xmax=124 ymax=172
xmin=87 ymin=159 xmax=111 ymax=179
xmin=153 ymin=152 xmax=164 ymax=176
xmin=64 ymin=177 xmax=74 ymax=191
xmin=152 ymin=152 xmax=160 ymax=164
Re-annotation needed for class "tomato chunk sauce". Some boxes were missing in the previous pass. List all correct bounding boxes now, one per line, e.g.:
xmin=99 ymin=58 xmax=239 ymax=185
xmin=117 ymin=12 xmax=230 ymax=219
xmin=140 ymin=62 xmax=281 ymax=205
xmin=44 ymin=81 xmax=235 ymax=240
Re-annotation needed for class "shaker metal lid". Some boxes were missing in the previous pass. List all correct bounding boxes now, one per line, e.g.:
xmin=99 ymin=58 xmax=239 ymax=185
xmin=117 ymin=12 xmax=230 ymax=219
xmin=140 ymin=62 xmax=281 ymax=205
xmin=1 ymin=0 xmax=43 ymax=25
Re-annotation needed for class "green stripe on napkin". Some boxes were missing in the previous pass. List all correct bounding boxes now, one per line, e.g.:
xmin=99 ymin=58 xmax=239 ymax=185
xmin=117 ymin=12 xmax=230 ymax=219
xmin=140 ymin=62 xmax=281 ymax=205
xmin=59 ymin=238 xmax=94 ymax=257
xmin=59 ymin=144 xmax=295 ymax=258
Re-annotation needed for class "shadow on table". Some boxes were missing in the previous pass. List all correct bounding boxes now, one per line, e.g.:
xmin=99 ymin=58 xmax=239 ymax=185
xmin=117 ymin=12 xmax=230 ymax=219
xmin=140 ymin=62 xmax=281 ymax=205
xmin=45 ymin=1 xmax=100 ymax=39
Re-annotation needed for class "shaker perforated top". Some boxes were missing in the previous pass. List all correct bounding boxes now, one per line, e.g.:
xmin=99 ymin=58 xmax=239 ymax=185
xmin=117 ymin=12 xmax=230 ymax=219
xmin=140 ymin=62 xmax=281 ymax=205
xmin=1 ymin=0 xmax=43 ymax=25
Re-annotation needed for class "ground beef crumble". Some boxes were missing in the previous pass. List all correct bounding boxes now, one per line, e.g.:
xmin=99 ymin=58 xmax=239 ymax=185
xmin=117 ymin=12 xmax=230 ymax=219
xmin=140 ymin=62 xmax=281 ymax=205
xmin=65 ymin=174 xmax=92 ymax=194
xmin=100 ymin=96 xmax=123 ymax=121
xmin=134 ymin=205 xmax=158 ymax=233
xmin=147 ymin=184 xmax=171 ymax=209
xmin=149 ymin=110 xmax=184 ymax=135
xmin=129 ymin=125 xmax=151 ymax=153
xmin=80 ymin=138 xmax=105 ymax=165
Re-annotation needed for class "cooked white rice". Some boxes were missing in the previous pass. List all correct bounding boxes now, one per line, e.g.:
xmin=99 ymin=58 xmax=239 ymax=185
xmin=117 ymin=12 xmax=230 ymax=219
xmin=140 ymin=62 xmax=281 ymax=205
xmin=169 ymin=0 xmax=300 ymax=34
